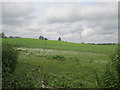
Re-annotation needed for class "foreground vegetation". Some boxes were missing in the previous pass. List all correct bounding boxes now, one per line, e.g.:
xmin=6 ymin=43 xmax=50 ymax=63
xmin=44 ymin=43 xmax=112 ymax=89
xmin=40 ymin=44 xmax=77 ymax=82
xmin=2 ymin=38 xmax=119 ymax=88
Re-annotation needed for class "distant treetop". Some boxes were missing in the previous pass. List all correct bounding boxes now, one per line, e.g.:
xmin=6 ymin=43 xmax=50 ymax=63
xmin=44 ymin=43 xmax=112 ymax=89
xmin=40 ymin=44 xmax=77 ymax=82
xmin=58 ymin=37 xmax=61 ymax=41
xmin=0 ymin=32 xmax=7 ymax=38
xmin=39 ymin=35 xmax=48 ymax=40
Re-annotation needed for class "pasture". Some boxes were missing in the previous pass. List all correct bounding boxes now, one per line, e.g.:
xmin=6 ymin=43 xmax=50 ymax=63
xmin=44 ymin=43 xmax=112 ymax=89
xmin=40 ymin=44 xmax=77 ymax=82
xmin=2 ymin=38 xmax=118 ymax=88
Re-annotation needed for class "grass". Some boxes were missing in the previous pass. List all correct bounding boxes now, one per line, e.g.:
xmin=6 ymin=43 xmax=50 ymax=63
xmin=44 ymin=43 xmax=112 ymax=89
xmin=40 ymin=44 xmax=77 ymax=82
xmin=3 ymin=38 xmax=117 ymax=54
xmin=2 ymin=38 xmax=118 ymax=88
xmin=16 ymin=48 xmax=106 ymax=88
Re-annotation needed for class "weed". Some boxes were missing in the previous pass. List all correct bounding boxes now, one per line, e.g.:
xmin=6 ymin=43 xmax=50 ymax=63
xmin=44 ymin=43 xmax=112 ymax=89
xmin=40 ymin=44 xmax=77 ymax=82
xmin=47 ymin=55 xmax=66 ymax=61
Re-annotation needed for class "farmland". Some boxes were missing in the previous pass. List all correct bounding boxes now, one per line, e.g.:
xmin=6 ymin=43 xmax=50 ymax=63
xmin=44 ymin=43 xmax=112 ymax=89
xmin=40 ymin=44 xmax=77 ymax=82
xmin=2 ymin=38 xmax=118 ymax=88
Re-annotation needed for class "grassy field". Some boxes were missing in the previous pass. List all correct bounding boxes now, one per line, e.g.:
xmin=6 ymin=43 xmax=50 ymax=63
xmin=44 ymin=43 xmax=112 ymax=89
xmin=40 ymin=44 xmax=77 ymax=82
xmin=2 ymin=38 xmax=118 ymax=88
xmin=3 ymin=38 xmax=117 ymax=54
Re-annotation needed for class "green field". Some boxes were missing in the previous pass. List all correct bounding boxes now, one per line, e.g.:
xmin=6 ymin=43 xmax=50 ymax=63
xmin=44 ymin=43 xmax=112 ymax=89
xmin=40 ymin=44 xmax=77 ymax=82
xmin=3 ymin=38 xmax=117 ymax=54
xmin=2 ymin=38 xmax=118 ymax=88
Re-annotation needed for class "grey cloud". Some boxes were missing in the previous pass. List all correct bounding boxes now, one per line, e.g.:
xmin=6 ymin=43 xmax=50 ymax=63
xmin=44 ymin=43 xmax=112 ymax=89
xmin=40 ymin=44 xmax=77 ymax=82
xmin=2 ymin=2 xmax=34 ymax=17
xmin=0 ymin=2 xmax=2 ymax=26
xmin=44 ymin=3 xmax=117 ymax=23
xmin=39 ymin=2 xmax=118 ymax=43
xmin=3 ymin=15 xmax=35 ymax=26
xmin=2 ymin=2 xmax=35 ymax=26
xmin=2 ymin=2 xmax=118 ymax=43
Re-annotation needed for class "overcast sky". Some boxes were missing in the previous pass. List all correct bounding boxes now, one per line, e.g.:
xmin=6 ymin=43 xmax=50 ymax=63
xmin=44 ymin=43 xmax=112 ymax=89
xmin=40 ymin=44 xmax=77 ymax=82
xmin=2 ymin=2 xmax=118 ymax=43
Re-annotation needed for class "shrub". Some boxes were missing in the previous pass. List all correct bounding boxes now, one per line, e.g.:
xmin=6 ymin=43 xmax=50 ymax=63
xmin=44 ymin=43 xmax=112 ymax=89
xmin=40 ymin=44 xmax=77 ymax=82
xmin=2 ymin=42 xmax=19 ymax=88
xmin=48 ymin=55 xmax=66 ymax=61
xmin=95 ymin=49 xmax=120 ymax=88
xmin=2 ymin=42 xmax=36 ymax=88
xmin=2 ymin=42 xmax=18 ymax=75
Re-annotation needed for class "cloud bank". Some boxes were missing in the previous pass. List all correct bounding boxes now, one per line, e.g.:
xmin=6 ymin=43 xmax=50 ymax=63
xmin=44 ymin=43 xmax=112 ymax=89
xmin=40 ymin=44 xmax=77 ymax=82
xmin=2 ymin=2 xmax=118 ymax=43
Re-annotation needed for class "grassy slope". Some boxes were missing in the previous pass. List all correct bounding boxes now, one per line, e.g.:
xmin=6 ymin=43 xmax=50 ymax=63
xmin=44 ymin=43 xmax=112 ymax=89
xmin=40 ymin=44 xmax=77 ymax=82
xmin=3 ymin=38 xmax=118 ymax=54
xmin=2 ymin=38 xmax=118 ymax=88
xmin=17 ymin=49 xmax=108 ymax=88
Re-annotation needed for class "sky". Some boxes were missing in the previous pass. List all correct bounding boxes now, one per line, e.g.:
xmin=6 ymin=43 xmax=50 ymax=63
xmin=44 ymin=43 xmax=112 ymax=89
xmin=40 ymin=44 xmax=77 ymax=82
xmin=2 ymin=2 xmax=118 ymax=43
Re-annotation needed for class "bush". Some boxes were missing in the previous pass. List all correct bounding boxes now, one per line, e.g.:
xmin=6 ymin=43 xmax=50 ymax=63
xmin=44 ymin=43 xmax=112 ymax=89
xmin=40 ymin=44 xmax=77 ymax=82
xmin=48 ymin=55 xmax=66 ymax=61
xmin=2 ymin=42 xmax=19 ymax=88
xmin=2 ymin=42 xmax=18 ymax=75
xmin=2 ymin=42 xmax=36 ymax=88
xmin=95 ymin=49 xmax=120 ymax=88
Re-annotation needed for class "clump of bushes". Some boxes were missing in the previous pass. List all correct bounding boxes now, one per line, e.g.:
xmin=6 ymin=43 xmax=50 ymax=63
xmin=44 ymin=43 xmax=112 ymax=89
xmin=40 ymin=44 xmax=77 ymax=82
xmin=2 ymin=42 xmax=19 ymax=76
xmin=2 ymin=42 xmax=36 ymax=88
xmin=2 ymin=42 xmax=19 ymax=88
xmin=95 ymin=49 xmax=120 ymax=88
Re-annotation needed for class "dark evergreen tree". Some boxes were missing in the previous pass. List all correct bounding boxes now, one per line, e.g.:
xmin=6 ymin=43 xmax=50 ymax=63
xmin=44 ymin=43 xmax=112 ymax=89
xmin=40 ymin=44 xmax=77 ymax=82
xmin=58 ymin=37 xmax=61 ymax=41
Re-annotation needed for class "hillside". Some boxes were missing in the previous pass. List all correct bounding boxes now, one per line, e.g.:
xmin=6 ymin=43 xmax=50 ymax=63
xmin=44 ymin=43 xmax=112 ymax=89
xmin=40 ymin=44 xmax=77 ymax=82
xmin=3 ymin=38 xmax=117 ymax=54
xmin=2 ymin=38 xmax=118 ymax=88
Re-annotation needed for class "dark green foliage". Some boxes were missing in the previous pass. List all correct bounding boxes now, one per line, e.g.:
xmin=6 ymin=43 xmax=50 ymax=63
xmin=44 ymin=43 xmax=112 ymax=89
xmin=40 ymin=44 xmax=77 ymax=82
xmin=39 ymin=36 xmax=48 ymax=40
xmin=9 ymin=36 xmax=13 ymax=38
xmin=58 ymin=37 xmax=61 ymax=41
xmin=2 ymin=42 xmax=18 ymax=75
xmin=2 ymin=42 xmax=19 ymax=88
xmin=2 ymin=42 xmax=37 ymax=88
xmin=52 ymin=55 xmax=65 ymax=60
xmin=2 ymin=71 xmax=36 ymax=88
xmin=48 ymin=55 xmax=66 ymax=61
xmin=45 ymin=38 xmax=48 ymax=40
xmin=95 ymin=49 xmax=120 ymax=88
xmin=39 ymin=36 xmax=44 ymax=40
xmin=2 ymin=42 xmax=18 ymax=88
xmin=0 ymin=32 xmax=7 ymax=38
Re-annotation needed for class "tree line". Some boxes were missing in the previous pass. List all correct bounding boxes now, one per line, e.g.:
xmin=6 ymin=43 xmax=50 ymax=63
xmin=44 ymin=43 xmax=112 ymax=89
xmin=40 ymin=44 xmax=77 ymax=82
xmin=0 ymin=32 xmax=62 ymax=41
xmin=0 ymin=32 xmax=22 ymax=38
xmin=39 ymin=36 xmax=61 ymax=41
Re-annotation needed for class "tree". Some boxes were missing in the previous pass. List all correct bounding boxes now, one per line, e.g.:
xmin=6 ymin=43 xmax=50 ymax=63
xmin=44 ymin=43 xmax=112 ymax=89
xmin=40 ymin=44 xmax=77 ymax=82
xmin=0 ymin=32 xmax=7 ymax=38
xmin=9 ymin=36 xmax=13 ymax=38
xmin=45 ymin=38 xmax=48 ymax=40
xmin=39 ymin=36 xmax=44 ymax=40
xmin=58 ymin=37 xmax=61 ymax=41
xmin=14 ymin=36 xmax=22 ymax=38
xmin=39 ymin=36 xmax=48 ymax=40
